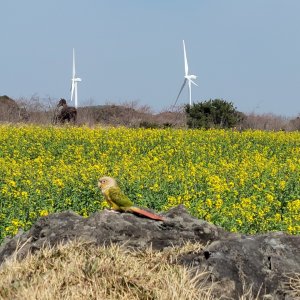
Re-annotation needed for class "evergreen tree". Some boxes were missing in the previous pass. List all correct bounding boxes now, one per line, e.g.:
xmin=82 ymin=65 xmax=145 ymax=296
xmin=185 ymin=99 xmax=243 ymax=129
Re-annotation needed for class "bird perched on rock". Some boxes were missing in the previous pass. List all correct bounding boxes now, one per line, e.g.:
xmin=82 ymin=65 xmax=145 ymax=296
xmin=98 ymin=176 xmax=164 ymax=221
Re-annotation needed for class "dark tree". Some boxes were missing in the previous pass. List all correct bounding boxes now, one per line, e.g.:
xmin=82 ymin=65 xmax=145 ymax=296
xmin=185 ymin=99 xmax=243 ymax=129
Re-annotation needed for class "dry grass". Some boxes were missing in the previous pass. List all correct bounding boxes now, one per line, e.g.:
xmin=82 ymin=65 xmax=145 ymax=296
xmin=0 ymin=241 xmax=299 ymax=300
xmin=283 ymin=272 xmax=300 ymax=299
xmin=0 ymin=241 xmax=213 ymax=300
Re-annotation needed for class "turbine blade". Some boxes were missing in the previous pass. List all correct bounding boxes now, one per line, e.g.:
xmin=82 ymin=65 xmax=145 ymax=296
xmin=183 ymin=40 xmax=189 ymax=76
xmin=72 ymin=48 xmax=76 ymax=78
xmin=190 ymin=79 xmax=198 ymax=86
xmin=176 ymin=78 xmax=187 ymax=101
xmin=173 ymin=78 xmax=187 ymax=107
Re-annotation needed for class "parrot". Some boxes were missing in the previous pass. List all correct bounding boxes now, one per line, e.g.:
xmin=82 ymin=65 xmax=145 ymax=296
xmin=98 ymin=176 xmax=164 ymax=221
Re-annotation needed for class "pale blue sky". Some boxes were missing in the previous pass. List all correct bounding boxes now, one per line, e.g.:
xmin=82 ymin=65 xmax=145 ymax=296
xmin=1 ymin=1 xmax=300 ymax=117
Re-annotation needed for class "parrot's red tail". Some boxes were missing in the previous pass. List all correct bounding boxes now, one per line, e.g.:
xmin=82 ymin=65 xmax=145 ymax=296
xmin=129 ymin=207 xmax=164 ymax=221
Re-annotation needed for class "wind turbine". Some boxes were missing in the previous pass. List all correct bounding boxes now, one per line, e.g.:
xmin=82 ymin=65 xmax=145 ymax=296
xmin=70 ymin=48 xmax=82 ymax=108
xmin=174 ymin=40 xmax=198 ymax=106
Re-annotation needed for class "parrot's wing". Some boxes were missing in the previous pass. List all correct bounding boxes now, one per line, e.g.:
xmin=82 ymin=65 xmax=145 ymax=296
xmin=108 ymin=186 xmax=134 ymax=208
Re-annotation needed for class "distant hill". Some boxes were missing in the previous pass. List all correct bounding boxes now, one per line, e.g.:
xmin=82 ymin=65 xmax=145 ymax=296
xmin=0 ymin=95 xmax=21 ymax=121
xmin=0 ymin=95 xmax=19 ymax=109
xmin=1 ymin=95 xmax=298 ymax=130
xmin=77 ymin=105 xmax=186 ymax=127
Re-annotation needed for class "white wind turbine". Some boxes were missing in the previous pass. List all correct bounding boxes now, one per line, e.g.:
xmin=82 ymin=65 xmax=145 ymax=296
xmin=174 ymin=40 xmax=198 ymax=106
xmin=70 ymin=48 xmax=82 ymax=108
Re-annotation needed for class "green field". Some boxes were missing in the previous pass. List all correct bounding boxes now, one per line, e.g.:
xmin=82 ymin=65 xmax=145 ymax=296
xmin=0 ymin=125 xmax=299 ymax=242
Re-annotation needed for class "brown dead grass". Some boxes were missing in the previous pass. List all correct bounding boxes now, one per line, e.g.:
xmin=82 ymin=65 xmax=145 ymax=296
xmin=0 ymin=241 xmax=213 ymax=300
xmin=0 ymin=241 xmax=299 ymax=300
xmin=283 ymin=272 xmax=300 ymax=299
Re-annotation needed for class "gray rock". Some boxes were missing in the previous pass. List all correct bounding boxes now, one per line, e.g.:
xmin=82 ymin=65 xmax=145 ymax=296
xmin=0 ymin=205 xmax=299 ymax=299
xmin=179 ymin=232 xmax=300 ymax=299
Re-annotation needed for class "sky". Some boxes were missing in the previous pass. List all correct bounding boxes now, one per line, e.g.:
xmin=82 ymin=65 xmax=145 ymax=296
xmin=1 ymin=1 xmax=300 ymax=117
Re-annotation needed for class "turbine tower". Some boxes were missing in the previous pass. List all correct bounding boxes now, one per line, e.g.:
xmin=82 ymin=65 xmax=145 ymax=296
xmin=71 ymin=48 xmax=82 ymax=108
xmin=175 ymin=40 xmax=198 ymax=106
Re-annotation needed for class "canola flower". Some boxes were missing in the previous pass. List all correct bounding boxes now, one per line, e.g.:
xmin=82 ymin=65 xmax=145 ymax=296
xmin=0 ymin=124 xmax=299 ymax=242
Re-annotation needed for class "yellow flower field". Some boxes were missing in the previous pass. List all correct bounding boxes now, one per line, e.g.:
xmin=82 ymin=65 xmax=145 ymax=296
xmin=0 ymin=124 xmax=299 ymax=242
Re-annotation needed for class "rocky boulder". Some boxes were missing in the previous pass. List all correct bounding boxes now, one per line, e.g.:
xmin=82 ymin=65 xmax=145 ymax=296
xmin=0 ymin=95 xmax=29 ymax=122
xmin=0 ymin=205 xmax=299 ymax=299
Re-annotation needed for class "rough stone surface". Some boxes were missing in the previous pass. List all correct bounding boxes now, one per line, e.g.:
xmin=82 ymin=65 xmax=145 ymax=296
xmin=0 ymin=205 xmax=299 ymax=299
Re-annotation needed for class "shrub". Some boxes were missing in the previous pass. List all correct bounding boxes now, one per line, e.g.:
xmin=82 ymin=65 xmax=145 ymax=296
xmin=185 ymin=99 xmax=243 ymax=129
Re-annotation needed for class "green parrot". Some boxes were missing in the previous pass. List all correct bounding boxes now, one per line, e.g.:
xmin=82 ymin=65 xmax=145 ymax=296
xmin=98 ymin=176 xmax=164 ymax=221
